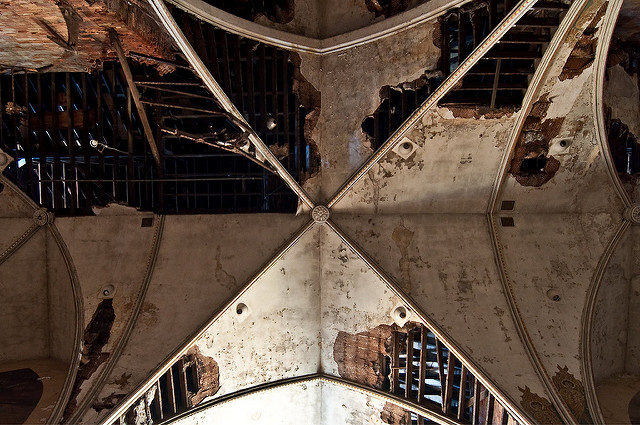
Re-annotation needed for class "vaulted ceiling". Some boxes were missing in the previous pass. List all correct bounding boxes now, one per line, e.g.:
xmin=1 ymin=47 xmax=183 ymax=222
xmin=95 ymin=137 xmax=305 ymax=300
xmin=0 ymin=0 xmax=639 ymax=424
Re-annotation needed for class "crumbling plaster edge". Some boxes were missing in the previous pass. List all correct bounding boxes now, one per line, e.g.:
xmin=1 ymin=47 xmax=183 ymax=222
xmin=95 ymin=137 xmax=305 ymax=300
xmin=97 ymin=219 xmax=316 ymax=425
xmin=325 ymin=219 xmax=537 ymax=425
xmin=166 ymin=0 xmax=470 ymax=55
xmin=580 ymin=218 xmax=630 ymax=425
xmin=592 ymin=0 xmax=630 ymax=207
xmin=68 ymin=215 xmax=166 ymax=424
xmin=0 ymin=175 xmax=85 ymax=425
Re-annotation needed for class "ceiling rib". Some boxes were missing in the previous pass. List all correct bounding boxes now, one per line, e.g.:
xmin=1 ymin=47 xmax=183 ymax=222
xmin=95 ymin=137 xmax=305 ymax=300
xmin=580 ymin=218 xmax=630 ymax=425
xmin=325 ymin=218 xmax=534 ymax=425
xmin=327 ymin=0 xmax=542 ymax=209
xmin=591 ymin=0 xmax=630 ymax=208
xmin=166 ymin=0 xmax=471 ymax=55
xmin=147 ymin=0 xmax=315 ymax=209
xmin=118 ymin=373 xmax=467 ymax=425
xmin=484 ymin=2 xmax=622 ymax=425
xmin=67 ymin=215 xmax=166 ymax=424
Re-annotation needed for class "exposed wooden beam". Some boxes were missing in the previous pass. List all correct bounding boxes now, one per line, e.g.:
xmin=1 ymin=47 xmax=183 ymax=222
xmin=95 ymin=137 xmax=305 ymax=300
xmin=108 ymin=28 xmax=161 ymax=167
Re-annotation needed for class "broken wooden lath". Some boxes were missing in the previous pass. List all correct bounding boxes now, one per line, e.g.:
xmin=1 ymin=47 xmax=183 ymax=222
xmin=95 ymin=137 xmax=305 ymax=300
xmin=387 ymin=324 xmax=520 ymax=425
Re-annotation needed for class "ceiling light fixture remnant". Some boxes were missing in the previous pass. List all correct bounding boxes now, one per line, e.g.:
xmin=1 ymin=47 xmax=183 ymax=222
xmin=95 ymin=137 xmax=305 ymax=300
xmin=312 ymin=205 xmax=330 ymax=223
xmin=100 ymin=285 xmax=115 ymax=299
xmin=546 ymin=288 xmax=560 ymax=302
xmin=266 ymin=115 xmax=277 ymax=131
xmin=391 ymin=305 xmax=411 ymax=327
xmin=89 ymin=139 xmax=127 ymax=155
xmin=392 ymin=137 xmax=417 ymax=159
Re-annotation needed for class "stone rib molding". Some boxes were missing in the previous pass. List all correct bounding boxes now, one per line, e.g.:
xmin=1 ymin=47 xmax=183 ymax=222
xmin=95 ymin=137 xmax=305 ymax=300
xmin=148 ymin=0 xmax=315 ymax=209
xmin=46 ymin=224 xmax=85 ymax=425
xmin=583 ymin=1 xmax=627 ymax=421
xmin=580 ymin=218 xmax=629 ymax=425
xmin=592 ymin=0 xmax=629 ymax=207
xmin=162 ymin=373 xmax=466 ymax=425
xmin=486 ymin=214 xmax=578 ymax=425
xmin=167 ymin=0 xmax=470 ymax=55
xmin=69 ymin=215 xmax=166 ymax=424
xmin=328 ymin=0 xmax=541 ymax=209
xmin=98 ymin=219 xmax=315 ymax=425
xmin=487 ymin=0 xmax=591 ymax=213
xmin=325 ymin=219 xmax=535 ymax=425
xmin=0 ymin=222 xmax=41 ymax=267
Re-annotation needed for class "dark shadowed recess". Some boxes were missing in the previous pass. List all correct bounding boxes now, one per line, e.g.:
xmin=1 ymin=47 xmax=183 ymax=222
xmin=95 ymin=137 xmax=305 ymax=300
xmin=0 ymin=368 xmax=44 ymax=425
xmin=0 ymin=14 xmax=319 ymax=214
xmin=630 ymin=390 xmax=640 ymax=425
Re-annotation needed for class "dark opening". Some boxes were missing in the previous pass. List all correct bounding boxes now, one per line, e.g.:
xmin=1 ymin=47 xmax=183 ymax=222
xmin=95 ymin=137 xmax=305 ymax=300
xmin=0 ymin=368 xmax=43 ymax=425
xmin=519 ymin=154 xmax=547 ymax=173
xmin=500 ymin=200 xmax=515 ymax=211
xmin=500 ymin=216 xmax=515 ymax=227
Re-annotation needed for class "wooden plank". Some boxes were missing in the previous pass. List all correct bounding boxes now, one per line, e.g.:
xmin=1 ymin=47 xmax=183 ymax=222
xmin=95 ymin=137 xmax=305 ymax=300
xmin=108 ymin=28 xmax=160 ymax=167
xmin=390 ymin=331 xmax=401 ymax=394
xmin=166 ymin=366 xmax=177 ymax=415
xmin=66 ymin=72 xmax=77 ymax=212
xmin=153 ymin=380 xmax=163 ymax=421
xmin=472 ymin=378 xmax=480 ymax=425
xmin=486 ymin=394 xmax=495 ymax=425
xmin=444 ymin=351 xmax=455 ymax=413
xmin=490 ymin=59 xmax=502 ymax=108
xmin=406 ymin=327 xmax=414 ymax=400
xmin=458 ymin=365 xmax=468 ymax=420
xmin=417 ymin=326 xmax=428 ymax=404
xmin=177 ymin=359 xmax=190 ymax=409
xmin=435 ymin=339 xmax=445 ymax=410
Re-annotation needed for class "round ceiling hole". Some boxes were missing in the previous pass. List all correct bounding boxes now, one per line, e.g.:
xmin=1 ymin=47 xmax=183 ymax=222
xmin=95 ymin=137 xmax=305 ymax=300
xmin=236 ymin=303 xmax=248 ymax=316
xmin=392 ymin=305 xmax=410 ymax=326
xmin=398 ymin=141 xmax=414 ymax=155
xmin=546 ymin=288 xmax=560 ymax=302
xmin=100 ymin=284 xmax=115 ymax=299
